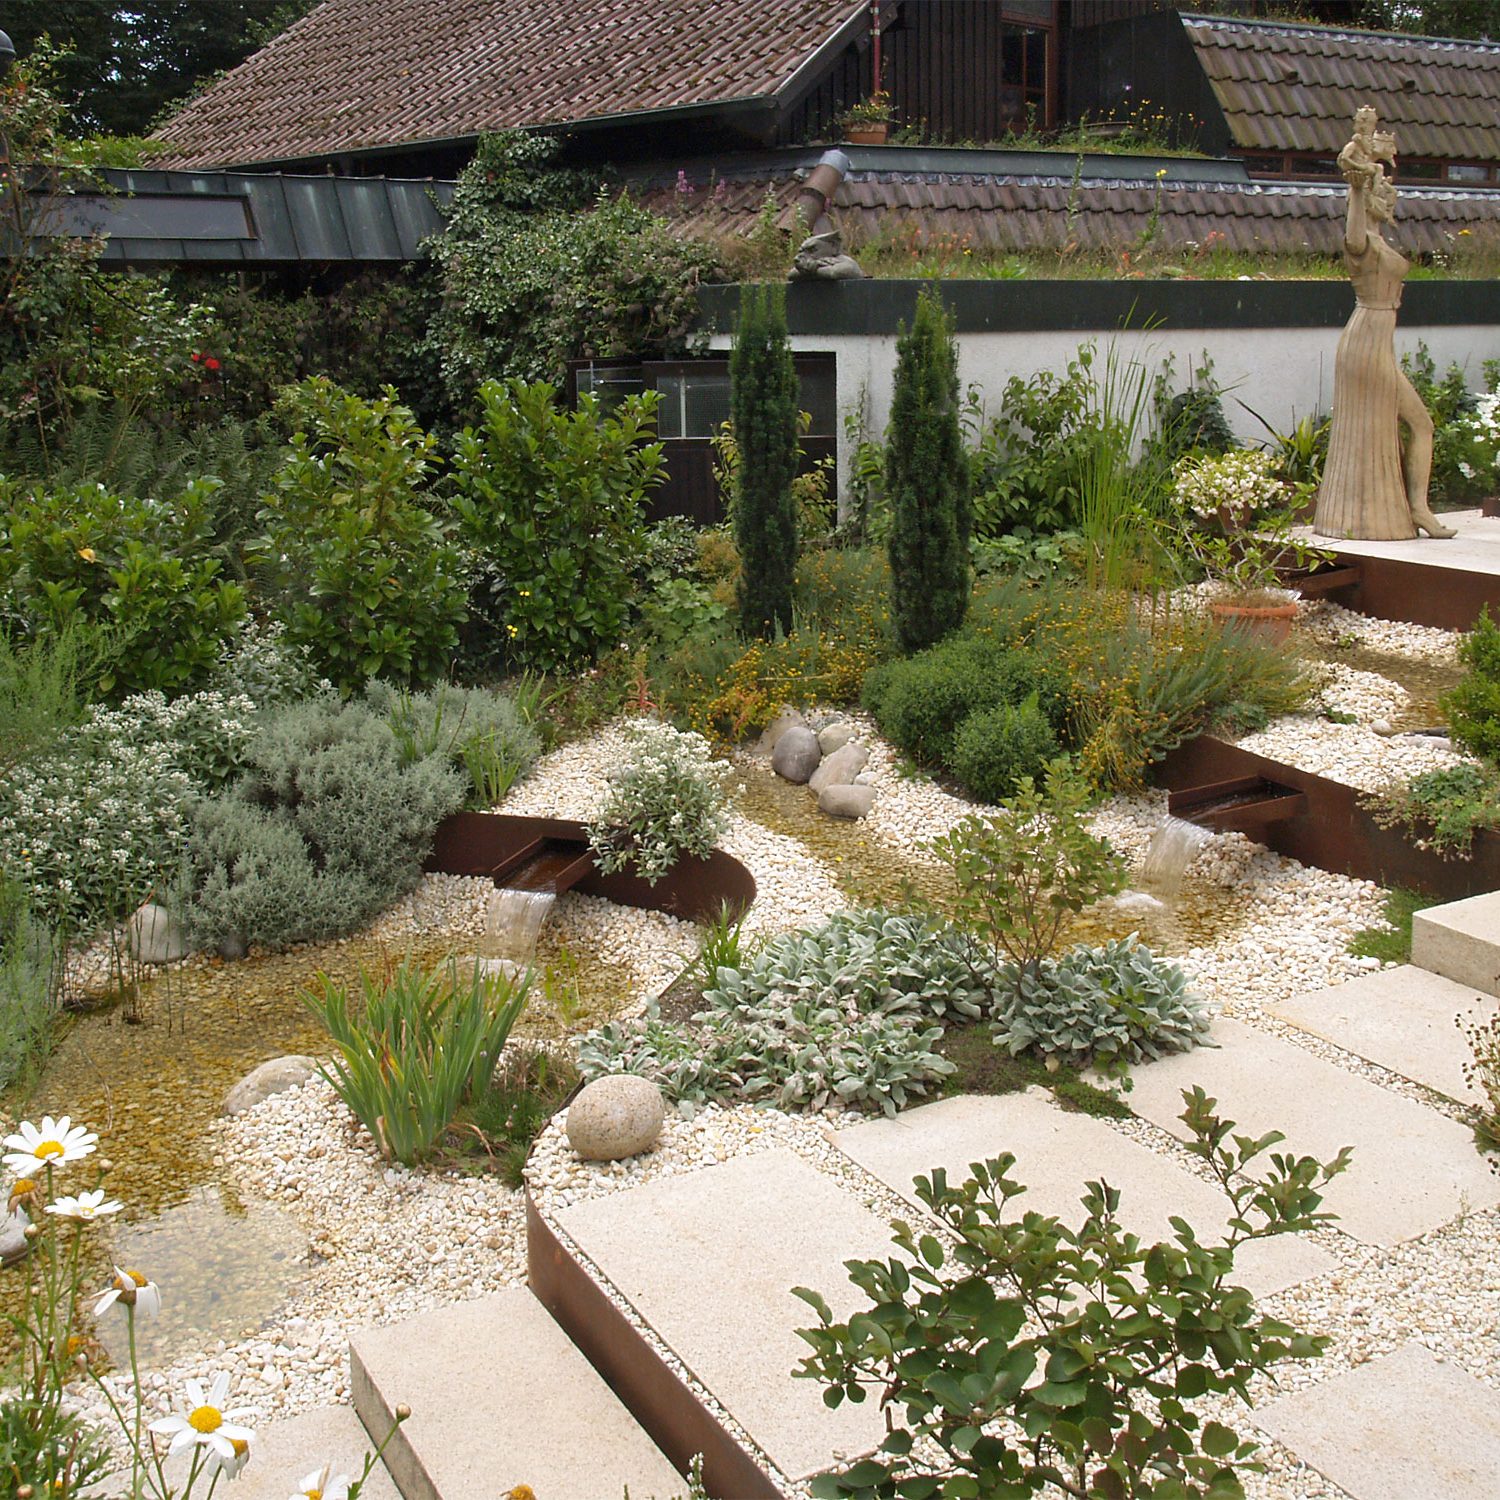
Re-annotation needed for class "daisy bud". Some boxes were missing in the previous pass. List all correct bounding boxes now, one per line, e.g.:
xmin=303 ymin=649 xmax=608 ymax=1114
xmin=395 ymin=1404 xmax=411 ymax=1421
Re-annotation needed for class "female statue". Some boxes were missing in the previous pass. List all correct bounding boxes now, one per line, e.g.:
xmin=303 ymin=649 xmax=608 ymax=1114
xmin=1314 ymin=110 xmax=1454 ymax=540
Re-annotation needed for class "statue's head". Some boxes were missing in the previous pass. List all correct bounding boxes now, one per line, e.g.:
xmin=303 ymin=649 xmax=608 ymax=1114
xmin=1353 ymin=105 xmax=1378 ymax=135
xmin=1369 ymin=170 xmax=1398 ymax=223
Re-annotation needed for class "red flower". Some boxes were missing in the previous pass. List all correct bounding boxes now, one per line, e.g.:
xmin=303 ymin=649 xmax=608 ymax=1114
xmin=191 ymin=352 xmax=202 ymax=363
xmin=204 ymin=357 xmax=221 ymax=372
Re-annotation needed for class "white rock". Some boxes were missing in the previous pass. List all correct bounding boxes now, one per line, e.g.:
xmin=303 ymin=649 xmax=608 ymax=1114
xmin=127 ymin=902 xmax=190 ymax=965
xmin=566 ymin=1076 xmax=666 ymax=1161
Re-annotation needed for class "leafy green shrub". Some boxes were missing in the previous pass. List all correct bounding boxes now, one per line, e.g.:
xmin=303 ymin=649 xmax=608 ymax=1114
xmin=1444 ymin=605 xmax=1500 ymax=765
xmin=0 ymin=887 xmax=64 ymax=1091
xmin=1403 ymin=342 xmax=1495 ymax=505
xmin=305 ymin=957 xmax=530 ymax=1165
xmin=862 ymin=634 xmax=1069 ymax=768
xmin=1366 ymin=760 xmax=1500 ymax=859
xmin=368 ymin=681 xmax=540 ymax=807
xmin=585 ymin=720 xmax=730 ymax=884
xmin=255 ymin=378 xmax=467 ymax=691
xmin=928 ymin=761 xmax=1126 ymax=984
xmin=950 ymin=695 xmax=1061 ymax=804
xmin=424 ymin=132 xmax=719 ymax=409
xmin=181 ymin=698 xmax=465 ymax=947
xmin=0 ymin=621 xmax=99 ymax=770
xmin=704 ymin=910 xmax=993 ymax=1025
xmin=887 ymin=286 xmax=971 ymax=650
xmin=582 ymin=911 xmax=992 ymax=1116
xmin=0 ymin=476 xmax=248 ymax=697
xmin=210 ymin=618 xmax=323 ymax=709
xmin=994 ymin=936 xmax=1210 ymax=1072
xmin=451 ymin=378 xmax=662 ymax=673
xmin=731 ymin=284 xmax=799 ymax=638
xmin=794 ymin=1088 xmax=1349 ymax=1499
xmin=0 ymin=690 xmax=256 ymax=938
xmin=1149 ymin=351 xmax=1235 ymax=468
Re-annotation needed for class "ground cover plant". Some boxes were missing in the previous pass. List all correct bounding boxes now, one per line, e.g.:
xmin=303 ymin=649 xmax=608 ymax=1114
xmin=794 ymin=1089 xmax=1350 ymax=1499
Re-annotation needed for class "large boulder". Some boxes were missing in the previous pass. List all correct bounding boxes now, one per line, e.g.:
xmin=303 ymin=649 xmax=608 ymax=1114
xmin=771 ymin=726 xmax=822 ymax=784
xmin=222 ymin=1055 xmax=321 ymax=1117
xmin=809 ymin=740 xmax=870 ymax=795
xmin=566 ymin=1075 xmax=666 ymax=1161
xmin=127 ymin=902 xmax=190 ymax=965
xmin=819 ymin=783 xmax=877 ymax=820
xmin=756 ymin=707 xmax=807 ymax=757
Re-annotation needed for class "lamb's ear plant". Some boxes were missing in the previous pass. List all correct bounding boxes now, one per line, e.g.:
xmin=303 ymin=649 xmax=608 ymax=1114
xmin=793 ymin=1087 xmax=1352 ymax=1500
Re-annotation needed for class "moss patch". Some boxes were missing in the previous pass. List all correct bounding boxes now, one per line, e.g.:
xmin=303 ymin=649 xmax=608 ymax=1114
xmin=936 ymin=1023 xmax=1131 ymax=1120
xmin=1348 ymin=887 xmax=1439 ymax=966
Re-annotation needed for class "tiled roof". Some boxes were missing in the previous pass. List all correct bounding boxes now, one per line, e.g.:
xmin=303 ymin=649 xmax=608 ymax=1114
xmin=649 ymin=170 xmax=1500 ymax=259
xmin=1182 ymin=13 xmax=1500 ymax=163
xmin=156 ymin=0 xmax=864 ymax=169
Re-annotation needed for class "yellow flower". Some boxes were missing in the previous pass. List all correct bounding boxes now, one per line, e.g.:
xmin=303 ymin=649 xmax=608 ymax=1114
xmin=506 ymin=624 xmax=519 ymax=637
xmin=77 ymin=547 xmax=96 ymax=562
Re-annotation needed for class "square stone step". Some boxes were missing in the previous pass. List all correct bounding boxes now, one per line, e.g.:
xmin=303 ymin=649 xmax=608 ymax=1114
xmin=1271 ymin=965 xmax=1496 ymax=1106
xmin=349 ymin=1288 xmax=685 ymax=1500
xmin=229 ymin=1405 xmax=401 ymax=1500
xmin=1124 ymin=1018 xmax=1500 ymax=1246
xmin=1413 ymin=890 xmax=1500 ymax=998
xmin=1255 ymin=1342 xmax=1500 ymax=1499
xmin=556 ymin=1150 xmax=894 ymax=1484
xmin=833 ymin=1091 xmax=1335 ymax=1298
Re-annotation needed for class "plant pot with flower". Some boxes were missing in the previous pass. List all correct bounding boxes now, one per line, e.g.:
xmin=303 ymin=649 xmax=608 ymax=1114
xmin=840 ymin=91 xmax=893 ymax=145
xmin=1171 ymin=448 xmax=1334 ymax=646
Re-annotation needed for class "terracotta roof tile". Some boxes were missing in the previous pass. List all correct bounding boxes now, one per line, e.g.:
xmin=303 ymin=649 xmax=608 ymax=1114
xmin=157 ymin=0 xmax=863 ymax=168
xmin=1184 ymin=14 xmax=1500 ymax=164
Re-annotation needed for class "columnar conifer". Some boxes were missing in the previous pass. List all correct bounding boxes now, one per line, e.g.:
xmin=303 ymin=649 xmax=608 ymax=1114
xmin=886 ymin=285 xmax=971 ymax=651
xmin=730 ymin=283 xmax=798 ymax=638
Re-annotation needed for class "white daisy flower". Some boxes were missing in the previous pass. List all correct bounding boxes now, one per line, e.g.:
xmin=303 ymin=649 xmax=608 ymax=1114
xmin=44 ymin=1189 xmax=122 ymax=1222
xmin=94 ymin=1266 xmax=162 ymax=1318
xmin=149 ymin=1371 xmax=253 ymax=1463
xmin=288 ymin=1464 xmax=351 ymax=1500
xmin=211 ymin=1432 xmax=254 ymax=1480
xmin=2 ymin=1116 xmax=98 ymax=1174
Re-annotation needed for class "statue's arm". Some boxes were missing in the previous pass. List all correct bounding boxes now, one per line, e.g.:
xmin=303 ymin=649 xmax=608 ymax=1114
xmin=1342 ymin=168 xmax=1369 ymax=257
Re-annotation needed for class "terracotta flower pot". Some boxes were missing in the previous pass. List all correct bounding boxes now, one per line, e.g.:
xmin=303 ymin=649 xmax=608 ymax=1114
xmin=846 ymin=124 xmax=889 ymax=145
xmin=1208 ymin=597 xmax=1299 ymax=647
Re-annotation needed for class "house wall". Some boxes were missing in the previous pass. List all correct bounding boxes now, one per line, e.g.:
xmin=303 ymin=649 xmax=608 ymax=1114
xmin=699 ymin=279 xmax=1500 ymax=519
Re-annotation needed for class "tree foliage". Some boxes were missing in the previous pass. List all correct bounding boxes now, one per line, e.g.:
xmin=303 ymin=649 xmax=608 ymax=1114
xmin=730 ymin=283 xmax=799 ymax=639
xmin=886 ymin=285 xmax=972 ymax=652
xmin=2 ymin=3 xmax=320 ymax=137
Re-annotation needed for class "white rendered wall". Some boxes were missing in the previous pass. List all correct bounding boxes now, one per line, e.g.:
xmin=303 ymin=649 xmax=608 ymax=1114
xmin=705 ymin=321 xmax=1498 ymax=516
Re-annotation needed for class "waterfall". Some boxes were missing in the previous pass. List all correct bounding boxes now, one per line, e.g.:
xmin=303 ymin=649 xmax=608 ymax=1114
xmin=1140 ymin=815 xmax=1213 ymax=897
xmin=483 ymin=887 xmax=556 ymax=963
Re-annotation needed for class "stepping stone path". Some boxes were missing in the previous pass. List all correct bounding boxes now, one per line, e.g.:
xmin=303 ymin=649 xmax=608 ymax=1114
xmin=833 ymin=1091 xmax=1336 ymax=1297
xmin=350 ymin=1288 xmax=684 ymax=1500
xmin=1255 ymin=1342 xmax=1500 ymax=1500
xmin=556 ymin=1150 xmax=894 ymax=1484
xmin=1413 ymin=889 xmax=1500 ymax=998
xmin=1123 ymin=1017 xmax=1500 ymax=1246
xmin=1271 ymin=964 xmax=1497 ymax=1106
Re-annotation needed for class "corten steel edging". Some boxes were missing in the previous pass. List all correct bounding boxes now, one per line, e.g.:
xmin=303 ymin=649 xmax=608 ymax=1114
xmin=526 ymin=1193 xmax=782 ymax=1500
xmin=425 ymin=811 xmax=756 ymax=922
xmin=1317 ymin=552 xmax=1500 ymax=633
xmin=1157 ymin=737 xmax=1500 ymax=899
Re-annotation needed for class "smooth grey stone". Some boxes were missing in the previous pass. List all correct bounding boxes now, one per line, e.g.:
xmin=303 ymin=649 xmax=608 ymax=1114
xmin=128 ymin=902 xmax=190 ymax=964
xmin=809 ymin=740 xmax=869 ymax=795
xmin=817 ymin=722 xmax=854 ymax=755
xmin=819 ymin=783 xmax=876 ymax=819
xmin=566 ymin=1075 xmax=666 ymax=1161
xmin=218 ymin=932 xmax=249 ymax=961
xmin=772 ymin=726 xmax=822 ymax=784
xmin=756 ymin=707 xmax=807 ymax=757
xmin=222 ymin=1055 xmax=321 ymax=1117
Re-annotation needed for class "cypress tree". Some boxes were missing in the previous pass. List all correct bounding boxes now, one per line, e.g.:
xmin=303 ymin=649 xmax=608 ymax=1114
xmin=730 ymin=283 xmax=799 ymax=638
xmin=886 ymin=285 xmax=971 ymax=652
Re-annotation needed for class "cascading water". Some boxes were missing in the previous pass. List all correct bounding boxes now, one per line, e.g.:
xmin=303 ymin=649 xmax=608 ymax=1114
xmin=483 ymin=887 xmax=556 ymax=963
xmin=1139 ymin=814 xmax=1214 ymax=898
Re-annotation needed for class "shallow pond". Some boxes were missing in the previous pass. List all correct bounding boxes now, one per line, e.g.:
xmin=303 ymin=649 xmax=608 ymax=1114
xmin=1304 ymin=637 xmax=1464 ymax=730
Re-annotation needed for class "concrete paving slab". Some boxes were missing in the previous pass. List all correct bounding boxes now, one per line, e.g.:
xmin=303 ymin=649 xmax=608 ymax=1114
xmin=1412 ymin=891 xmax=1500 ymax=998
xmin=1307 ymin=508 xmax=1500 ymax=574
xmin=1125 ymin=1018 xmax=1500 ymax=1246
xmin=229 ymin=1405 xmax=401 ymax=1500
xmin=556 ymin=1150 xmax=894 ymax=1484
xmin=1255 ymin=1342 xmax=1500 ymax=1500
xmin=834 ymin=1092 xmax=1334 ymax=1298
xmin=350 ymin=1288 xmax=685 ymax=1500
xmin=1271 ymin=965 xmax=1497 ymax=1106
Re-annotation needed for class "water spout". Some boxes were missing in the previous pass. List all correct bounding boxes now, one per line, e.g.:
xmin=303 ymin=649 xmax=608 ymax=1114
xmin=1140 ymin=815 xmax=1213 ymax=898
xmin=484 ymin=887 xmax=556 ymax=963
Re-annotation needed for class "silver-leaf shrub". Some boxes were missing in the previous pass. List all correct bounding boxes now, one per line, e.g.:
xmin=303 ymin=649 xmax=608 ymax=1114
xmin=993 ymin=936 xmax=1211 ymax=1073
